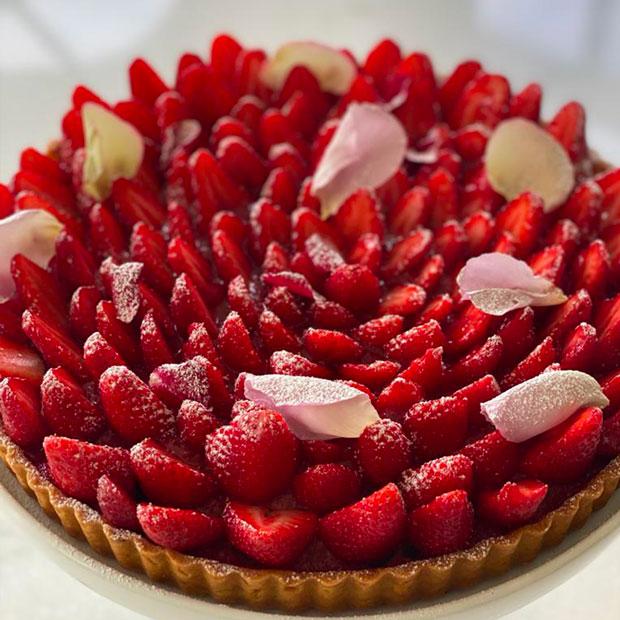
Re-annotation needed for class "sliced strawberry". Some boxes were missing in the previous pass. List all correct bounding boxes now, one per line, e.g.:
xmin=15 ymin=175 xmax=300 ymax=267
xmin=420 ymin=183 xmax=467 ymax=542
xmin=542 ymin=289 xmax=592 ymax=342
xmin=449 ymin=72 xmax=510 ymax=129
xmin=445 ymin=303 xmax=495 ymax=356
xmin=310 ymin=297 xmax=357 ymax=330
xmin=83 ymin=332 xmax=125 ymax=379
xmin=88 ymin=203 xmax=127 ymax=261
xmin=0 ymin=335 xmax=45 ymax=383
xmin=0 ymin=377 xmax=46 ymax=448
xmin=249 ymin=198 xmax=291 ymax=257
xmin=339 ymin=360 xmax=400 ymax=392
xmin=140 ymin=311 xmax=174 ymax=371
xmin=501 ymin=337 xmax=556 ymax=390
xmin=399 ymin=454 xmax=473 ymax=510
xmin=291 ymin=207 xmax=341 ymax=252
xmin=69 ymin=286 xmax=101 ymax=342
xmin=561 ymin=322 xmax=597 ymax=371
xmin=509 ymin=82 xmax=541 ymax=120
xmin=384 ymin=319 xmax=445 ymax=364
xmin=293 ymin=463 xmax=361 ymax=514
xmin=528 ymin=244 xmax=566 ymax=285
xmin=303 ymin=328 xmax=362 ymax=364
xmin=227 ymin=276 xmax=262 ymax=328
xmin=138 ymin=503 xmax=224 ymax=552
xmin=495 ymin=192 xmax=544 ymax=257
xmin=358 ymin=419 xmax=411 ymax=484
xmin=453 ymin=374 xmax=501 ymax=427
xmin=217 ymin=311 xmax=264 ymax=373
xmin=404 ymin=396 xmax=469 ymax=461
xmin=388 ymin=186 xmax=431 ymax=236
xmin=599 ymin=408 xmax=620 ymax=458
xmin=379 ymin=283 xmax=426 ymax=317
xmin=408 ymin=489 xmax=474 ymax=557
xmin=560 ymin=180 xmax=602 ymax=238
xmin=112 ymin=178 xmax=166 ymax=229
xmin=438 ymin=60 xmax=481 ymax=117
xmin=478 ymin=480 xmax=548 ymax=528
xmin=332 ymin=189 xmax=384 ymax=248
xmin=382 ymin=229 xmax=433 ymax=280
xmin=324 ymin=264 xmax=381 ymax=314
xmin=397 ymin=346 xmax=444 ymax=392
xmin=300 ymin=440 xmax=346 ymax=466
xmin=262 ymin=240 xmax=290 ymax=273
xmin=263 ymin=270 xmax=316 ymax=299
xmin=546 ymin=218 xmax=581 ymax=258
xmin=521 ymin=407 xmax=603 ymax=483
xmin=572 ymin=239 xmax=610 ymax=299
xmin=205 ymin=407 xmax=298 ymax=503
xmin=96 ymin=300 xmax=140 ymax=366
xmin=348 ymin=233 xmax=382 ymax=273
xmin=460 ymin=431 xmax=520 ymax=488
xmin=433 ymin=220 xmax=467 ymax=269
xmin=99 ymin=366 xmax=176 ymax=444
xmin=547 ymin=101 xmax=586 ymax=162
xmin=353 ymin=314 xmax=404 ymax=348
xmin=130 ymin=438 xmax=216 ymax=508
xmin=319 ymin=483 xmax=406 ymax=564
xmin=54 ymin=232 xmax=96 ymax=289
xmin=211 ymin=229 xmax=251 ymax=282
xmin=224 ymin=502 xmax=317 ymax=567
xmin=149 ymin=356 xmax=214 ymax=409
xmin=96 ymin=474 xmax=140 ymax=531
xmin=595 ymin=292 xmax=620 ymax=369
xmin=44 ymin=436 xmax=133 ymax=504
xmin=447 ymin=335 xmax=503 ymax=388
xmin=177 ymin=400 xmax=220 ymax=452
xmin=269 ymin=350 xmax=332 ymax=379
xmin=258 ymin=309 xmax=300 ymax=353
xmin=41 ymin=367 xmax=106 ymax=440
xmin=375 ymin=378 xmax=423 ymax=422
xmin=496 ymin=307 xmax=535 ymax=368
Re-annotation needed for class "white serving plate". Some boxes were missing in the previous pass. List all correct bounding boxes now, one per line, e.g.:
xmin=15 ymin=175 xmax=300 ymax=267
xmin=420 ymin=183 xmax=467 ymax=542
xmin=1 ymin=461 xmax=619 ymax=620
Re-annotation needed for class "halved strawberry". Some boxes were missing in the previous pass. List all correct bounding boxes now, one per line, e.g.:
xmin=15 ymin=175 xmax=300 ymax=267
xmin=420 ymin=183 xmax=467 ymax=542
xmin=496 ymin=307 xmax=535 ymax=368
xmin=249 ymin=198 xmax=291 ymax=257
xmin=211 ymin=229 xmax=251 ymax=282
xmin=99 ymin=366 xmax=176 ymax=444
xmin=332 ymin=189 xmax=384 ymax=248
xmin=130 ymin=438 xmax=216 ymax=507
xmin=112 ymin=178 xmax=166 ymax=229
xmin=96 ymin=300 xmax=140 ymax=366
xmin=269 ymin=350 xmax=332 ymax=379
xmin=379 ymin=283 xmax=426 ymax=317
xmin=461 ymin=431 xmax=520 ymax=488
xmin=293 ymin=463 xmax=361 ymax=514
xmin=83 ymin=332 xmax=125 ymax=379
xmin=572 ymin=239 xmax=610 ymax=299
xmin=177 ymin=400 xmax=220 ymax=452
xmin=69 ymin=286 xmax=101 ymax=343
xmin=384 ymin=319 xmax=445 ymax=364
xmin=0 ymin=377 xmax=46 ymax=448
xmin=0 ymin=335 xmax=45 ymax=383
xmin=258 ymin=309 xmax=300 ymax=353
xmin=599 ymin=408 xmax=620 ymax=458
xmin=204 ymin=407 xmax=298 ymax=503
xmin=218 ymin=311 xmax=264 ymax=373
xmin=404 ymin=396 xmax=469 ymax=461
xmin=149 ymin=356 xmax=215 ymax=409
xmin=348 ymin=233 xmax=382 ymax=273
xmin=310 ymin=297 xmax=357 ymax=330
xmin=547 ymin=101 xmax=586 ymax=163
xmin=501 ymin=337 xmax=556 ymax=390
xmin=382 ymin=229 xmax=433 ymax=281
xmin=170 ymin=273 xmax=218 ymax=337
xmin=453 ymin=374 xmax=501 ymax=426
xmin=560 ymin=180 xmax=602 ymax=238
xmin=44 ymin=436 xmax=133 ymax=504
xmin=224 ymin=502 xmax=317 ymax=567
xmin=542 ymin=289 xmax=592 ymax=342
xmin=140 ymin=311 xmax=175 ymax=371
xmin=54 ymin=232 xmax=96 ymax=289
xmin=397 ymin=346 xmax=444 ymax=392
xmin=445 ymin=303 xmax=495 ymax=356
xmin=433 ymin=220 xmax=467 ymax=269
xmin=88 ymin=203 xmax=127 ymax=261
xmin=358 ymin=419 xmax=412 ymax=484
xmin=303 ymin=328 xmax=362 ymax=364
xmin=227 ymin=276 xmax=262 ymax=328
xmin=561 ymin=322 xmax=597 ymax=371
xmin=521 ymin=407 xmax=603 ymax=483
xmin=138 ymin=503 xmax=224 ymax=552
xmin=528 ymin=244 xmax=566 ymax=285
xmin=478 ymin=480 xmax=548 ymax=528
xmin=447 ymin=335 xmax=503 ymax=388
xmin=324 ymin=264 xmax=381 ymax=314
xmin=388 ymin=186 xmax=431 ymax=236
xmin=339 ymin=360 xmax=400 ymax=392
xmin=408 ymin=489 xmax=473 ymax=557
xmin=97 ymin=474 xmax=140 ymax=531
xmin=495 ymin=192 xmax=544 ymax=257
xmin=319 ymin=483 xmax=406 ymax=564
xmin=353 ymin=314 xmax=404 ymax=348
xmin=375 ymin=377 xmax=423 ymax=422
xmin=399 ymin=454 xmax=473 ymax=510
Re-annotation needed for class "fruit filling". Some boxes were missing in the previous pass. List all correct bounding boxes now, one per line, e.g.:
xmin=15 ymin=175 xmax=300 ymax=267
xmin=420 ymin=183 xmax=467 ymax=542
xmin=1 ymin=35 xmax=620 ymax=571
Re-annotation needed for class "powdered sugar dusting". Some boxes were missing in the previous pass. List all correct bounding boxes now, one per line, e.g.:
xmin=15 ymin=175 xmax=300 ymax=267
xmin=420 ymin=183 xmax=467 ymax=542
xmin=110 ymin=261 xmax=143 ymax=323
xmin=481 ymin=370 xmax=609 ymax=442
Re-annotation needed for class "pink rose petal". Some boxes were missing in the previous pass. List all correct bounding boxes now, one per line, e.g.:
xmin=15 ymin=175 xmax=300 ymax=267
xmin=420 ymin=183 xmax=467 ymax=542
xmin=244 ymin=373 xmax=380 ymax=440
xmin=0 ymin=209 xmax=63 ymax=301
xmin=110 ymin=261 xmax=143 ymax=323
xmin=262 ymin=271 xmax=316 ymax=299
xmin=457 ymin=252 xmax=567 ymax=316
xmin=481 ymin=370 xmax=609 ymax=443
xmin=311 ymin=103 xmax=408 ymax=219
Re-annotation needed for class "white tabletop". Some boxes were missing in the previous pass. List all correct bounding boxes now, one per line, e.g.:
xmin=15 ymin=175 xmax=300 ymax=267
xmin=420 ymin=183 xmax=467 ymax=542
xmin=1 ymin=1 xmax=619 ymax=618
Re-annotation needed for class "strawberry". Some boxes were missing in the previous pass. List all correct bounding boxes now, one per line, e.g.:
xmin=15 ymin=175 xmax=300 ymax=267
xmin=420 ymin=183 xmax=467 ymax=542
xmin=375 ymin=378 xmax=423 ymax=422
xmin=452 ymin=125 xmax=490 ymax=161
xmin=88 ymin=203 xmax=127 ymax=261
xmin=324 ymin=264 xmax=381 ymax=314
xmin=453 ymin=374 xmax=501 ymax=427
xmin=595 ymin=292 xmax=620 ymax=369
xmin=399 ymin=454 xmax=474 ymax=510
xmin=447 ymin=335 xmax=503 ymax=388
xmin=397 ymin=346 xmax=444 ymax=392
xmin=379 ymin=283 xmax=426 ymax=317
xmin=338 ymin=360 xmax=400 ymax=392
xmin=41 ymin=367 xmax=106 ymax=440
xmin=96 ymin=300 xmax=140 ymax=366
xmin=572 ymin=239 xmax=610 ymax=299
xmin=130 ymin=438 xmax=216 ymax=507
xmin=130 ymin=223 xmax=174 ymax=295
xmin=509 ymin=82 xmax=542 ymax=121
xmin=388 ymin=186 xmax=431 ymax=236
xmin=263 ymin=270 xmax=316 ymax=299
xmin=138 ymin=503 xmax=224 ymax=552
xmin=542 ymin=289 xmax=592 ymax=342
xmin=353 ymin=314 xmax=404 ymax=348
xmin=262 ymin=240 xmax=290 ymax=273
xmin=140 ymin=311 xmax=174 ymax=371
xmin=224 ymin=502 xmax=317 ymax=567
xmin=501 ymin=337 xmax=556 ymax=390
xmin=129 ymin=57 xmax=167 ymax=104
xmin=258 ymin=309 xmax=300 ymax=353
xmin=218 ymin=311 xmax=264 ymax=373
xmin=293 ymin=464 xmax=361 ymax=514
xmin=149 ymin=356 xmax=215 ymax=409
xmin=319 ymin=483 xmax=406 ymax=564
xmin=204 ymin=407 xmax=298 ymax=503
xmin=301 ymin=440 xmax=346 ymax=465
xmin=218 ymin=138 xmax=268 ymax=192
xmin=99 ymin=366 xmax=176 ymax=444
xmin=528 ymin=244 xmax=566 ymax=285
xmin=310 ymin=297 xmax=357 ymax=330
xmin=408 ymin=490 xmax=474 ymax=557
xmin=521 ymin=407 xmax=603 ymax=483
xmin=249 ymin=199 xmax=291 ymax=257
xmin=433 ymin=220 xmax=467 ymax=269
xmin=495 ymin=192 xmax=544 ymax=257
xmin=460 ymin=431 xmax=520 ymax=488
xmin=96 ymin=474 xmax=140 ymax=531
xmin=599 ymin=408 xmax=620 ymax=457
xmin=438 ymin=60 xmax=481 ymax=117
xmin=382 ymin=229 xmax=433 ymax=280
xmin=54 ymin=232 xmax=96 ymax=289
xmin=170 ymin=273 xmax=218 ymax=336
xmin=43 ymin=436 xmax=133 ymax=504
xmin=303 ymin=328 xmax=362 ymax=364
xmin=547 ymin=101 xmax=587 ymax=162
xmin=69 ymin=286 xmax=101 ymax=342
xmin=449 ymin=72 xmax=510 ymax=129
xmin=601 ymin=370 xmax=620 ymax=411
xmin=496 ymin=307 xmax=535 ymax=367
xmin=0 ymin=377 xmax=46 ymax=448
xmin=227 ymin=276 xmax=262 ymax=328
xmin=384 ymin=319 xmax=445 ymax=364
xmin=463 ymin=211 xmax=495 ymax=255
xmin=332 ymin=189 xmax=384 ymax=248
xmin=348 ymin=233 xmax=382 ymax=273
xmin=546 ymin=218 xmax=581 ymax=257
xmin=269 ymin=350 xmax=332 ymax=379
xmin=561 ymin=322 xmax=597 ymax=371
xmin=211 ymin=229 xmax=251 ymax=282
xmin=445 ymin=303 xmax=495 ymax=356
xmin=112 ymin=178 xmax=166 ymax=229
xmin=404 ymin=396 xmax=469 ymax=461
xmin=358 ymin=419 xmax=412 ymax=484
xmin=0 ymin=335 xmax=45 ymax=383
xmin=177 ymin=400 xmax=220 ymax=452
xmin=478 ymin=480 xmax=548 ymax=528
xmin=83 ymin=332 xmax=125 ymax=379
xmin=560 ymin=180 xmax=602 ymax=238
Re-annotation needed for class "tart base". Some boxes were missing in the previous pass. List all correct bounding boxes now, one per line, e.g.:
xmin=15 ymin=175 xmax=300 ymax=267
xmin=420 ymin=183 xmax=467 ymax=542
xmin=1 ymin=429 xmax=619 ymax=611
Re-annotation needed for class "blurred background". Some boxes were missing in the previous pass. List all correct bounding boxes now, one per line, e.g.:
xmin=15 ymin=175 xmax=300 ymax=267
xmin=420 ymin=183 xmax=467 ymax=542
xmin=0 ymin=0 xmax=619 ymax=617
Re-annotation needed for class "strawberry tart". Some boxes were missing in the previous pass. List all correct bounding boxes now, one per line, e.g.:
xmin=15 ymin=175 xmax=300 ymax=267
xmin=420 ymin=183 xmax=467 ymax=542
xmin=1 ymin=35 xmax=620 ymax=610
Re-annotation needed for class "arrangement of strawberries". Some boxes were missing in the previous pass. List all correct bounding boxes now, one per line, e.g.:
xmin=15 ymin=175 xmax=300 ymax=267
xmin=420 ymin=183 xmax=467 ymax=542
xmin=1 ymin=34 xmax=620 ymax=572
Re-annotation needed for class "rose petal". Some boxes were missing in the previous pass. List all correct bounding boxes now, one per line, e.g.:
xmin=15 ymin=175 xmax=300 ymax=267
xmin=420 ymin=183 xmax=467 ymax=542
xmin=244 ymin=373 xmax=380 ymax=440
xmin=0 ymin=210 xmax=63 ymax=301
xmin=485 ymin=118 xmax=575 ymax=212
xmin=82 ymin=102 xmax=145 ymax=201
xmin=160 ymin=119 xmax=202 ymax=167
xmin=110 ymin=262 xmax=143 ymax=323
xmin=262 ymin=271 xmax=316 ymax=299
xmin=457 ymin=252 xmax=567 ymax=316
xmin=260 ymin=41 xmax=357 ymax=95
xmin=311 ymin=103 xmax=408 ymax=219
xmin=481 ymin=370 xmax=609 ymax=443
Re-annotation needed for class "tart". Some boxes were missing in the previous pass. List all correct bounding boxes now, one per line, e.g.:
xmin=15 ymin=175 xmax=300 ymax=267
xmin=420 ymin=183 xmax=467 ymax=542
xmin=1 ymin=35 xmax=620 ymax=611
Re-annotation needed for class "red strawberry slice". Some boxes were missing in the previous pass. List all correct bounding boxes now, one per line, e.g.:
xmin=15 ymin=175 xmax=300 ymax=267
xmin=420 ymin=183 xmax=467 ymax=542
xmin=399 ymin=454 xmax=474 ymax=510
xmin=404 ymin=396 xmax=469 ymax=461
xmin=209 ymin=210 xmax=248 ymax=243
xmin=496 ymin=307 xmax=535 ymax=368
xmin=453 ymin=374 xmax=501 ymax=426
xmin=379 ymin=283 xmax=426 ymax=317
xmin=599 ymin=408 xmax=620 ymax=458
xmin=249 ymin=199 xmax=291 ymax=257
xmin=258 ymin=309 xmax=300 ymax=353
xmin=528 ymin=244 xmax=566 ymax=285
xmin=354 ymin=314 xmax=404 ymax=348
xmin=310 ymin=297 xmax=357 ymax=330
xmin=463 ymin=211 xmax=495 ymax=255
xmin=561 ymin=322 xmax=597 ymax=371
xmin=170 ymin=273 xmax=218 ymax=337
xmin=358 ymin=419 xmax=412 ymax=485
xmin=445 ymin=303 xmax=495 ymax=356
xmin=319 ymin=483 xmax=406 ymax=564
xmin=447 ymin=335 xmax=503 ymax=388
xmin=509 ymin=82 xmax=542 ymax=120
xmin=218 ymin=311 xmax=264 ymax=373
xmin=453 ymin=125 xmax=490 ymax=161
xmin=560 ymin=180 xmax=602 ymax=237
xmin=521 ymin=407 xmax=603 ymax=483
xmin=433 ymin=220 xmax=467 ymax=269
xmin=547 ymin=101 xmax=587 ymax=162
xmin=408 ymin=489 xmax=474 ymax=557
xmin=572 ymin=239 xmax=610 ymax=299
xmin=601 ymin=369 xmax=620 ymax=411
xmin=303 ymin=328 xmax=362 ymax=364
xmin=418 ymin=293 xmax=455 ymax=325
xmin=22 ymin=310 xmax=88 ymax=381
xmin=0 ymin=335 xmax=45 ymax=383
xmin=41 ymin=367 xmax=106 ymax=440
xmin=348 ymin=233 xmax=382 ymax=273
xmin=269 ymin=350 xmax=332 ymax=379
xmin=397 ymin=346 xmax=444 ymax=392
xmin=546 ymin=218 xmax=581 ymax=257
xmin=293 ymin=464 xmax=361 ymax=514
xmin=478 ymin=480 xmax=548 ymax=528
xmin=83 ymin=332 xmax=125 ymax=379
xmin=149 ymin=356 xmax=214 ymax=409
xmin=291 ymin=207 xmax=341 ymax=252
xmin=112 ymin=178 xmax=166 ymax=229
xmin=384 ymin=319 xmax=445 ymax=364
xmin=88 ymin=203 xmax=127 ymax=261
xmin=542 ymin=289 xmax=592 ymax=342
xmin=130 ymin=223 xmax=174 ymax=295
xmin=129 ymin=57 xmax=167 ymax=104
xmin=224 ymin=502 xmax=317 ymax=567
xmin=304 ymin=234 xmax=344 ymax=277
xmin=204 ymin=407 xmax=298 ymax=503
xmin=460 ymin=431 xmax=520 ymax=488
xmin=177 ymin=400 xmax=220 ymax=452
xmin=263 ymin=270 xmax=316 ymax=299
xmin=99 ymin=366 xmax=176 ymax=444
xmin=97 ymin=474 xmax=140 ymax=531
xmin=448 ymin=72 xmax=510 ymax=129
xmin=438 ymin=60 xmax=481 ymax=117
xmin=262 ymin=240 xmax=290 ymax=273
xmin=332 ymin=189 xmax=384 ymax=248
xmin=130 ymin=438 xmax=216 ymax=508
xmin=211 ymin=229 xmax=251 ymax=283
xmin=501 ymin=336 xmax=556 ymax=390
xmin=218 ymin=137 xmax=268 ymax=192
xmin=44 ymin=436 xmax=133 ymax=504
xmin=382 ymin=229 xmax=433 ymax=281
xmin=96 ymin=300 xmax=140 ymax=366
xmin=0 ymin=377 xmax=46 ymax=448
xmin=301 ymin=440 xmax=346 ymax=466
xmin=166 ymin=201 xmax=195 ymax=244
xmin=140 ymin=311 xmax=174 ymax=371
xmin=227 ymin=276 xmax=262 ymax=328
xmin=495 ymin=192 xmax=544 ymax=257
xmin=339 ymin=360 xmax=400 ymax=392
xmin=138 ymin=503 xmax=224 ymax=552
xmin=376 ymin=377 xmax=423 ymax=422
xmin=69 ymin=286 xmax=101 ymax=343
xmin=388 ymin=186 xmax=431 ymax=236
xmin=54 ymin=232 xmax=96 ymax=289
xmin=324 ymin=264 xmax=381 ymax=314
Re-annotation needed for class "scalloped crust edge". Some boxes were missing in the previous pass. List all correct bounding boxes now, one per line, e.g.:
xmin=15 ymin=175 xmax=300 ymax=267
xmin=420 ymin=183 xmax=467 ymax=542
xmin=1 ymin=429 xmax=620 ymax=611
